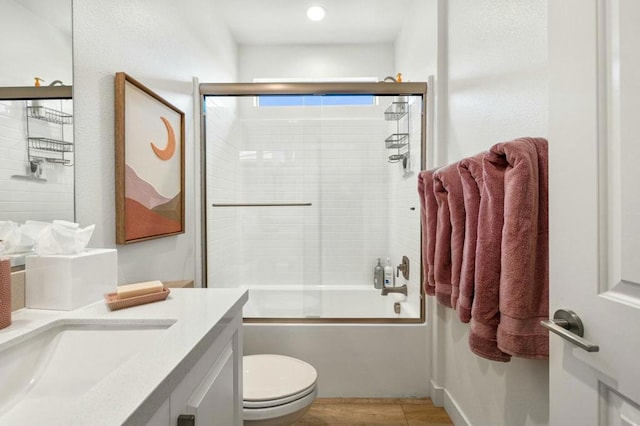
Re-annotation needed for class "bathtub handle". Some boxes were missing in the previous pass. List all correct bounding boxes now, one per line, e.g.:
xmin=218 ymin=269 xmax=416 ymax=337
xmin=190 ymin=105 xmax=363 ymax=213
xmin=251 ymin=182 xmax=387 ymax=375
xmin=396 ymin=256 xmax=410 ymax=280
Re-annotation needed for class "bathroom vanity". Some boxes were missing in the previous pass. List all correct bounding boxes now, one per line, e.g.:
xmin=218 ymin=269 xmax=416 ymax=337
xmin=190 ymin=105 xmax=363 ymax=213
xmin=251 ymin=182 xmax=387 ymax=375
xmin=0 ymin=288 xmax=248 ymax=425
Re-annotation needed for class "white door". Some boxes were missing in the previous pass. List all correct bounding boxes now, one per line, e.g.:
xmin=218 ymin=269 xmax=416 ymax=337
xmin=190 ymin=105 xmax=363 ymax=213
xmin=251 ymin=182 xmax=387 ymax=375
xmin=548 ymin=0 xmax=640 ymax=425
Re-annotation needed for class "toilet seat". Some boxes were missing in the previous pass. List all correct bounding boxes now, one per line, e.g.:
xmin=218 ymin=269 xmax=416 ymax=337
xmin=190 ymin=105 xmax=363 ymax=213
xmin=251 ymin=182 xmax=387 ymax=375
xmin=243 ymin=354 xmax=318 ymax=408
xmin=243 ymin=382 xmax=316 ymax=408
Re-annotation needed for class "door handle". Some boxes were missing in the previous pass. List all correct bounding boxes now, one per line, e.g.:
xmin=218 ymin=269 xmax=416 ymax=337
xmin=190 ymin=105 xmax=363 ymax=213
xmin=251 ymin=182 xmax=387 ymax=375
xmin=540 ymin=309 xmax=600 ymax=352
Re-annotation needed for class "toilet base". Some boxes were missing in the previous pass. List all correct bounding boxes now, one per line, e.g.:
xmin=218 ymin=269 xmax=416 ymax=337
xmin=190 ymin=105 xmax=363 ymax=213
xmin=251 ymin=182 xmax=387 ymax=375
xmin=243 ymin=387 xmax=317 ymax=426
xmin=243 ymin=405 xmax=312 ymax=426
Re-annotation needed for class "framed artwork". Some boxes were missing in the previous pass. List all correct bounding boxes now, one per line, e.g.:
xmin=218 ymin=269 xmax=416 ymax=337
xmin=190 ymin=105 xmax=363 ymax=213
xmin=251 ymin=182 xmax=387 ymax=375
xmin=114 ymin=72 xmax=185 ymax=244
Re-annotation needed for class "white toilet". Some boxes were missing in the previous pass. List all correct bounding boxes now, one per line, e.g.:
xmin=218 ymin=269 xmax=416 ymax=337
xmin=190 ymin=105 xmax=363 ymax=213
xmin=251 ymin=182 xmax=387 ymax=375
xmin=243 ymin=354 xmax=318 ymax=426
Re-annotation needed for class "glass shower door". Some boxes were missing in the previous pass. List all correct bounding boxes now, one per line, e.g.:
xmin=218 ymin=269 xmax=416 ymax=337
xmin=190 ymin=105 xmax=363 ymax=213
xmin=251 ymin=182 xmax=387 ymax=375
xmin=203 ymin=82 xmax=427 ymax=322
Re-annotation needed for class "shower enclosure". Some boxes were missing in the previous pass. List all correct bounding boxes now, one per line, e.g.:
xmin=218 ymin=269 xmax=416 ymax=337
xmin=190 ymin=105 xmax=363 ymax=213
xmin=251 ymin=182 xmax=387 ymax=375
xmin=200 ymin=82 xmax=427 ymax=322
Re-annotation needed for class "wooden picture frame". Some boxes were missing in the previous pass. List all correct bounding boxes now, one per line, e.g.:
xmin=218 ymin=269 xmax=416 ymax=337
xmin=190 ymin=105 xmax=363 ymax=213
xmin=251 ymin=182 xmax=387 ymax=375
xmin=114 ymin=72 xmax=185 ymax=244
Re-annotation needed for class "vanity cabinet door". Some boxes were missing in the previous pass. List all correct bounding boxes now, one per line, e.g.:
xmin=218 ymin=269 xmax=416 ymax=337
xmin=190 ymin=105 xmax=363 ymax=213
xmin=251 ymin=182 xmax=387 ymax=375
xmin=170 ymin=313 xmax=243 ymax=426
xmin=181 ymin=343 xmax=235 ymax=425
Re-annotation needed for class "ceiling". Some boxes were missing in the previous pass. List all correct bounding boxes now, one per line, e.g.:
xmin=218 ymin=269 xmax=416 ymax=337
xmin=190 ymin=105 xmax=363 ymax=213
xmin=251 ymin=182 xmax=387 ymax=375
xmin=216 ymin=0 xmax=412 ymax=45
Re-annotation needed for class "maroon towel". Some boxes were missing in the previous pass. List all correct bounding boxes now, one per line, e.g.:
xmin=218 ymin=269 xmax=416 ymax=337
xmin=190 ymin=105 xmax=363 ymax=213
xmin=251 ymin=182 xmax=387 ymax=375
xmin=432 ymin=169 xmax=452 ymax=307
xmin=496 ymin=138 xmax=549 ymax=359
xmin=432 ymin=165 xmax=464 ymax=308
xmin=469 ymin=148 xmax=511 ymax=362
xmin=456 ymin=152 xmax=486 ymax=323
xmin=418 ymin=170 xmax=438 ymax=296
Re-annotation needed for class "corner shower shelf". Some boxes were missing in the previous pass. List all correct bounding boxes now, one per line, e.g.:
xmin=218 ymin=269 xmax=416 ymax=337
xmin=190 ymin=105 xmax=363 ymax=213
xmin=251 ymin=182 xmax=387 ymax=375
xmin=27 ymin=105 xmax=73 ymax=125
xmin=384 ymin=99 xmax=410 ymax=167
xmin=384 ymin=101 xmax=408 ymax=121
xmin=385 ymin=133 xmax=409 ymax=149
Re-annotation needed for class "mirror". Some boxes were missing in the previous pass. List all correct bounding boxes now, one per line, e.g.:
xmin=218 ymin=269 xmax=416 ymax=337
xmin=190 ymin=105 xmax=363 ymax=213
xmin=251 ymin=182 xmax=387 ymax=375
xmin=0 ymin=0 xmax=73 ymax=261
xmin=0 ymin=1 xmax=73 ymax=217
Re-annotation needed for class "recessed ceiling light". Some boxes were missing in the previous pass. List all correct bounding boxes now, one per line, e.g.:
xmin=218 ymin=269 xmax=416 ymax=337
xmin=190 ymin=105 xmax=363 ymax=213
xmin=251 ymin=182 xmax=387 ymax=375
xmin=307 ymin=5 xmax=326 ymax=21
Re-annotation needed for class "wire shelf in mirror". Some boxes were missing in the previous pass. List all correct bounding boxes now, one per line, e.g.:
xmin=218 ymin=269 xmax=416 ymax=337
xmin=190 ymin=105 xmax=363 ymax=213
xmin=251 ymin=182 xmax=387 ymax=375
xmin=30 ymin=155 xmax=71 ymax=165
xmin=27 ymin=105 xmax=73 ymax=125
xmin=28 ymin=137 xmax=73 ymax=153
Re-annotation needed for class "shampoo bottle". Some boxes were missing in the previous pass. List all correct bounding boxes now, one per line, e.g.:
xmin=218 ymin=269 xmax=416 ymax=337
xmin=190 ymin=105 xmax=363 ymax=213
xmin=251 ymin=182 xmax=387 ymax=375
xmin=373 ymin=258 xmax=383 ymax=289
xmin=32 ymin=77 xmax=44 ymax=118
xmin=383 ymin=258 xmax=394 ymax=288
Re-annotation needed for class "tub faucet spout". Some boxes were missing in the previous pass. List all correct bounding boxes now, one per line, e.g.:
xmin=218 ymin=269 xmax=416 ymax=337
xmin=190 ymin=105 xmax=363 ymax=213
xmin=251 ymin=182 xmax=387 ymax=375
xmin=381 ymin=284 xmax=407 ymax=296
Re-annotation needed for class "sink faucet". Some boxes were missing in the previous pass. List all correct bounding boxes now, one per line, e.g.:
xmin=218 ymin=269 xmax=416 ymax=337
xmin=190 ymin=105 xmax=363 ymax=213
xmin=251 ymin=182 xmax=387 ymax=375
xmin=381 ymin=284 xmax=408 ymax=296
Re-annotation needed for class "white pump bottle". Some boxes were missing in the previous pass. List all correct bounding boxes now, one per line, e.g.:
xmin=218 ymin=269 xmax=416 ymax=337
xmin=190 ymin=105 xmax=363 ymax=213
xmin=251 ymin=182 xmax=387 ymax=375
xmin=383 ymin=258 xmax=394 ymax=288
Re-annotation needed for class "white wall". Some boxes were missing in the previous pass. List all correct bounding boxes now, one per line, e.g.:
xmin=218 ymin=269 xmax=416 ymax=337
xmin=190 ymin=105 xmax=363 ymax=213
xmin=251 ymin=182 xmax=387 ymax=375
xmin=73 ymin=0 xmax=237 ymax=285
xmin=238 ymin=44 xmax=394 ymax=81
xmin=394 ymin=0 xmax=439 ymax=83
xmin=446 ymin=0 xmax=548 ymax=161
xmin=394 ymin=0 xmax=439 ymax=411
xmin=394 ymin=0 xmax=439 ymax=315
xmin=397 ymin=0 xmax=549 ymax=425
xmin=0 ymin=0 xmax=72 ymax=86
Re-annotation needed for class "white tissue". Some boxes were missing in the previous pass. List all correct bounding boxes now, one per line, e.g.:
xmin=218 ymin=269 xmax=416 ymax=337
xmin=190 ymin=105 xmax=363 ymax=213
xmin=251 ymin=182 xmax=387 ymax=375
xmin=24 ymin=220 xmax=95 ymax=255
xmin=0 ymin=221 xmax=24 ymax=254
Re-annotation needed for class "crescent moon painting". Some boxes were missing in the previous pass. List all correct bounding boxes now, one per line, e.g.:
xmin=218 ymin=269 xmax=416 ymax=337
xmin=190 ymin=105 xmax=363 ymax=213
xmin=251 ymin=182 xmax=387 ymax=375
xmin=150 ymin=117 xmax=176 ymax=161
xmin=115 ymin=72 xmax=185 ymax=244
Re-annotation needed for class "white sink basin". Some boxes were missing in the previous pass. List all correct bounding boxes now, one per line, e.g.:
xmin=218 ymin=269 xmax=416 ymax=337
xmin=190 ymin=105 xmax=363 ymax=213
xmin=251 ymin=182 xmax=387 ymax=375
xmin=0 ymin=319 xmax=175 ymax=417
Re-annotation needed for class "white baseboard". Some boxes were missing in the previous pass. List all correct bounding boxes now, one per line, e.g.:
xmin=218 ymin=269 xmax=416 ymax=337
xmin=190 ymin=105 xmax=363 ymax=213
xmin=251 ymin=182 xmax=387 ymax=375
xmin=430 ymin=380 xmax=471 ymax=426
xmin=430 ymin=380 xmax=445 ymax=406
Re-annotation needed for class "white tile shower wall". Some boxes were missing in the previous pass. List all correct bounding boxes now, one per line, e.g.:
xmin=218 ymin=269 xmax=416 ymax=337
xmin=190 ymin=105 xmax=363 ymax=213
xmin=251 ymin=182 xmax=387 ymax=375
xmin=206 ymin=97 xmax=241 ymax=287
xmin=317 ymin=117 xmax=390 ymax=286
xmin=236 ymin=106 xmax=391 ymax=287
xmin=237 ymin=119 xmax=306 ymax=286
xmin=0 ymin=100 xmax=74 ymax=222
xmin=389 ymin=97 xmax=423 ymax=310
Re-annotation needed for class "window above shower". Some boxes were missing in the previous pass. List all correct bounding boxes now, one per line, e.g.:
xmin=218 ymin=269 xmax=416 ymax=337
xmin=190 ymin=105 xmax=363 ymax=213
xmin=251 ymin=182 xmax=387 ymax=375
xmin=201 ymin=82 xmax=427 ymax=322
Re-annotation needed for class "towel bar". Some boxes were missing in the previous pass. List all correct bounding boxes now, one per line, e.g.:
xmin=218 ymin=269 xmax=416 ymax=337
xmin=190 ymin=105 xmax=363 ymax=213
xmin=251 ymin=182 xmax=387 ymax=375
xmin=212 ymin=203 xmax=312 ymax=207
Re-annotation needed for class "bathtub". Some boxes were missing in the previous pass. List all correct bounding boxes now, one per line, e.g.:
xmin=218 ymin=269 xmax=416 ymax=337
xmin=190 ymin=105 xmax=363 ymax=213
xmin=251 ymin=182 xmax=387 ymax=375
xmin=242 ymin=285 xmax=421 ymax=319
xmin=242 ymin=285 xmax=429 ymax=397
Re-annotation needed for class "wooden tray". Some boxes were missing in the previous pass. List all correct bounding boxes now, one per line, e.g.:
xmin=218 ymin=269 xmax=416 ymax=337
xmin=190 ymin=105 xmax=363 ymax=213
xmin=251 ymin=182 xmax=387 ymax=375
xmin=105 ymin=287 xmax=170 ymax=311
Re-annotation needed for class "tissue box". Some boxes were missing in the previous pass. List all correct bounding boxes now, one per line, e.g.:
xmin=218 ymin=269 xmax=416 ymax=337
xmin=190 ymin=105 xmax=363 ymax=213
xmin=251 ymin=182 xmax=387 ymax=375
xmin=26 ymin=249 xmax=117 ymax=311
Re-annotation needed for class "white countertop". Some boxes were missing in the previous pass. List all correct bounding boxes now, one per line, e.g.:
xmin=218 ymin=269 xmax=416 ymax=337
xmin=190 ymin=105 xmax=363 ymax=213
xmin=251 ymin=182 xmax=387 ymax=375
xmin=0 ymin=288 xmax=248 ymax=426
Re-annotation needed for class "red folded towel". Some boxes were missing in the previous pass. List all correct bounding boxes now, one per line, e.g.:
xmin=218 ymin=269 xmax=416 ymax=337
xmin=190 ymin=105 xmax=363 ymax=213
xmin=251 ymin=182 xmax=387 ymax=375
xmin=470 ymin=148 xmax=511 ymax=362
xmin=433 ymin=164 xmax=465 ymax=309
xmin=418 ymin=170 xmax=438 ymax=296
xmin=456 ymin=152 xmax=486 ymax=323
xmin=496 ymin=137 xmax=549 ymax=359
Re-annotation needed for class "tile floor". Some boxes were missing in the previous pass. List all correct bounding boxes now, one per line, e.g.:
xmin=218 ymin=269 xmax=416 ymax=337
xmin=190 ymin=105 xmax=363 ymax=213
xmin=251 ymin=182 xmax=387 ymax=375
xmin=293 ymin=398 xmax=454 ymax=426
